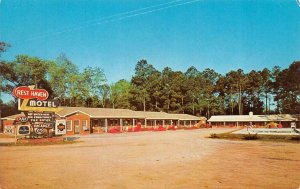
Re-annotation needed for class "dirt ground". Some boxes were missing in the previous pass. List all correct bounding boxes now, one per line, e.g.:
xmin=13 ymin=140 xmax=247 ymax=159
xmin=0 ymin=128 xmax=299 ymax=189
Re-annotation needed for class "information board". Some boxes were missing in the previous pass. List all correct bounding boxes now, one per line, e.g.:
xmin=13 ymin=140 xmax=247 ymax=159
xmin=55 ymin=120 xmax=67 ymax=135
xmin=18 ymin=125 xmax=30 ymax=135
xmin=25 ymin=112 xmax=54 ymax=128
xmin=4 ymin=126 xmax=15 ymax=134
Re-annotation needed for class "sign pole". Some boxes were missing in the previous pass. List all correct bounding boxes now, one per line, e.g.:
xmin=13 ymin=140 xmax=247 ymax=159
xmin=15 ymin=125 xmax=17 ymax=145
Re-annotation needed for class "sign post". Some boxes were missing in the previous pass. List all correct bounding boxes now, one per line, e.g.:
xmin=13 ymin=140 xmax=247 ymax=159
xmin=14 ymin=125 xmax=17 ymax=145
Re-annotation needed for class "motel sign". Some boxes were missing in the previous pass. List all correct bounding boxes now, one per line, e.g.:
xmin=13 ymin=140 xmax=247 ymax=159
xmin=13 ymin=86 xmax=49 ymax=100
xmin=28 ymin=99 xmax=57 ymax=108
xmin=13 ymin=86 xmax=62 ymax=112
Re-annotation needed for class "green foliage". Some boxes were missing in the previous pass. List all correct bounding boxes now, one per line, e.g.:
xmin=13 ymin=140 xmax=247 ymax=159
xmin=110 ymin=79 xmax=131 ymax=109
xmin=210 ymin=132 xmax=300 ymax=143
xmin=0 ymin=55 xmax=50 ymax=93
xmin=0 ymin=41 xmax=299 ymax=116
xmin=0 ymin=100 xmax=19 ymax=117
xmin=129 ymin=59 xmax=157 ymax=111
xmin=82 ymin=66 xmax=107 ymax=107
xmin=48 ymin=54 xmax=108 ymax=107
xmin=274 ymin=61 xmax=300 ymax=114
xmin=0 ymin=42 xmax=10 ymax=56
xmin=48 ymin=54 xmax=79 ymax=104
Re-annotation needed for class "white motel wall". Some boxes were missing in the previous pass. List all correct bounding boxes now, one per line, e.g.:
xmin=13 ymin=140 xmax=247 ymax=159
xmin=208 ymin=112 xmax=300 ymax=128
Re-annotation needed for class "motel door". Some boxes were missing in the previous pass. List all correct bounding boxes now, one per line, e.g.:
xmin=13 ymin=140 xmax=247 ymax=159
xmin=74 ymin=120 xmax=80 ymax=134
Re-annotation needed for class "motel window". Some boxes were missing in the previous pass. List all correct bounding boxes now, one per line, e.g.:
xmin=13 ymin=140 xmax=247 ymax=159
xmin=109 ymin=119 xmax=119 ymax=126
xmin=74 ymin=120 xmax=80 ymax=134
xmin=100 ymin=119 xmax=105 ymax=127
xmin=66 ymin=120 xmax=72 ymax=131
xmin=74 ymin=120 xmax=80 ymax=126
xmin=123 ymin=119 xmax=131 ymax=126
xmin=165 ymin=120 xmax=171 ymax=125
xmin=82 ymin=120 xmax=89 ymax=131
xmin=92 ymin=120 xmax=100 ymax=127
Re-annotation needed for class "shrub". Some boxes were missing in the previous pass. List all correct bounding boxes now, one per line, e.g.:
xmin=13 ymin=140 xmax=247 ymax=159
xmin=167 ymin=125 xmax=176 ymax=130
xmin=289 ymin=135 xmax=300 ymax=141
xmin=153 ymin=126 xmax=166 ymax=131
xmin=267 ymin=122 xmax=277 ymax=128
xmin=243 ymin=133 xmax=258 ymax=140
xmin=184 ymin=126 xmax=198 ymax=130
xmin=108 ymin=126 xmax=121 ymax=133
xmin=210 ymin=133 xmax=219 ymax=138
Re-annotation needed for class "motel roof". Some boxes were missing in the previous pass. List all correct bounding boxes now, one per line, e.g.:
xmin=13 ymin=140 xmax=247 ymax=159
xmin=134 ymin=111 xmax=174 ymax=120
xmin=134 ymin=111 xmax=204 ymax=120
xmin=56 ymin=107 xmax=144 ymax=119
xmin=2 ymin=107 xmax=204 ymax=121
xmin=167 ymin=113 xmax=205 ymax=121
xmin=208 ymin=114 xmax=298 ymax=122
xmin=1 ymin=113 xmax=25 ymax=120
xmin=56 ymin=107 xmax=202 ymax=121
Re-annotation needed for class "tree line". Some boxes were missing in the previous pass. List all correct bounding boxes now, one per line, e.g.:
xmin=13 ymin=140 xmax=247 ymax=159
xmin=0 ymin=42 xmax=299 ymax=117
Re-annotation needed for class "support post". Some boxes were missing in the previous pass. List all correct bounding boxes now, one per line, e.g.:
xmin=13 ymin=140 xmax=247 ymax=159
xmin=105 ymin=118 xmax=108 ymax=133
xmin=89 ymin=120 xmax=92 ymax=134
xmin=120 ymin=118 xmax=123 ymax=132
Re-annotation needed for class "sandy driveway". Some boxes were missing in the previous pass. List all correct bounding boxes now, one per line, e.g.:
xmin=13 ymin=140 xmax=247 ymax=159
xmin=0 ymin=128 xmax=299 ymax=189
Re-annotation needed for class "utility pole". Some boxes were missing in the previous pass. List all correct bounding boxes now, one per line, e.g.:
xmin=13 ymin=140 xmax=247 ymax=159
xmin=0 ymin=88 xmax=2 ymax=133
xmin=143 ymin=89 xmax=146 ymax=112
xmin=0 ymin=108 xmax=2 ymax=133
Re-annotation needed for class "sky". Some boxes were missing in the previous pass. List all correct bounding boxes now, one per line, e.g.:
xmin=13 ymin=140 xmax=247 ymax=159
xmin=0 ymin=0 xmax=300 ymax=85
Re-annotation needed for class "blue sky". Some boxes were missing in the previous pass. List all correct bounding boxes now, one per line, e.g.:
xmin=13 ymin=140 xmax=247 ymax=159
xmin=0 ymin=0 xmax=300 ymax=85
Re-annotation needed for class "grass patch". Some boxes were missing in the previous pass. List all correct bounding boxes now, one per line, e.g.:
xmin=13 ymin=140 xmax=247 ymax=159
xmin=0 ymin=140 xmax=79 ymax=146
xmin=263 ymin=157 xmax=300 ymax=162
xmin=289 ymin=135 xmax=300 ymax=141
xmin=209 ymin=133 xmax=219 ymax=138
xmin=209 ymin=132 xmax=300 ymax=143
xmin=0 ymin=134 xmax=16 ymax=138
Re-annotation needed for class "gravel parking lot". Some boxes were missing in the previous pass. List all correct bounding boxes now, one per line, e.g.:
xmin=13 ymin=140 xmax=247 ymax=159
xmin=0 ymin=128 xmax=299 ymax=189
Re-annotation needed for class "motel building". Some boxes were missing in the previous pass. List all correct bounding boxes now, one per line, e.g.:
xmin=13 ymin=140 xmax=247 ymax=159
xmin=208 ymin=112 xmax=300 ymax=128
xmin=1 ymin=107 xmax=206 ymax=135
